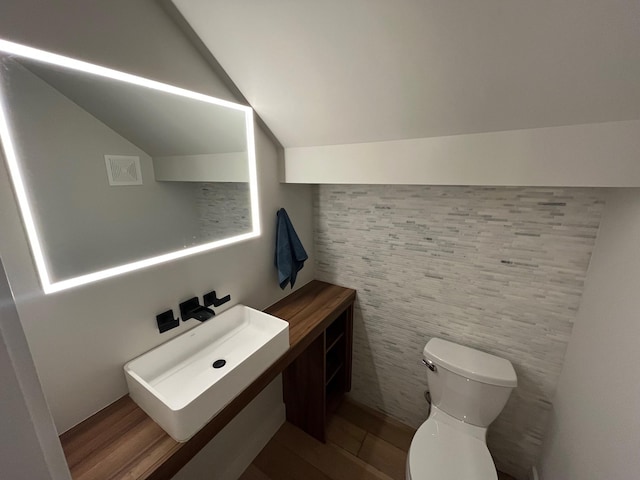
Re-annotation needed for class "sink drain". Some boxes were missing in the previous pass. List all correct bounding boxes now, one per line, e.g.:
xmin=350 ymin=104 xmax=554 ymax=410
xmin=212 ymin=359 xmax=226 ymax=369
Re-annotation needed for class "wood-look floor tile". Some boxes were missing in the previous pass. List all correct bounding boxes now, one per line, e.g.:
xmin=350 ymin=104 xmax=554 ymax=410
xmin=245 ymin=402 xmax=516 ymax=480
xmin=274 ymin=422 xmax=394 ymax=480
xmin=238 ymin=464 xmax=272 ymax=480
xmin=326 ymin=414 xmax=367 ymax=456
xmin=253 ymin=439 xmax=331 ymax=480
xmin=358 ymin=434 xmax=407 ymax=480
xmin=337 ymin=399 xmax=416 ymax=452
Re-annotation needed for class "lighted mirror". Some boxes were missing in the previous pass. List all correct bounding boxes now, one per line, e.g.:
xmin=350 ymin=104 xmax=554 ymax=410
xmin=0 ymin=40 xmax=260 ymax=294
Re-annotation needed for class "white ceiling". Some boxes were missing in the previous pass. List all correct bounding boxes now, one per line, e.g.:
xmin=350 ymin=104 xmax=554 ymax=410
xmin=173 ymin=0 xmax=640 ymax=148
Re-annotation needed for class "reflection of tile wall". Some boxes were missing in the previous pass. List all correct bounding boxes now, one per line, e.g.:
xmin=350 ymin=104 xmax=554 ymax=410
xmin=197 ymin=183 xmax=251 ymax=240
xmin=314 ymin=185 xmax=605 ymax=480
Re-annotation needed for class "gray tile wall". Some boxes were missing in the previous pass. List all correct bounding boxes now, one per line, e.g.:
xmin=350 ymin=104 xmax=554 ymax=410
xmin=197 ymin=182 xmax=251 ymax=240
xmin=314 ymin=185 xmax=605 ymax=480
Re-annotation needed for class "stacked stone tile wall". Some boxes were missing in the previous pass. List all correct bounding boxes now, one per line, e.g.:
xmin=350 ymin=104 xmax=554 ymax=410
xmin=197 ymin=182 xmax=251 ymax=240
xmin=314 ymin=185 xmax=605 ymax=479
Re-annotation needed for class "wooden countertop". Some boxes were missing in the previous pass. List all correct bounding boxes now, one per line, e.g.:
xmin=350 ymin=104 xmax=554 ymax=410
xmin=59 ymin=280 xmax=356 ymax=480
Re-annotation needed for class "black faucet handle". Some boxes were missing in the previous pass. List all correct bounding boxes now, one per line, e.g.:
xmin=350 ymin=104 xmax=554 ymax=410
xmin=203 ymin=290 xmax=231 ymax=308
xmin=156 ymin=309 xmax=179 ymax=333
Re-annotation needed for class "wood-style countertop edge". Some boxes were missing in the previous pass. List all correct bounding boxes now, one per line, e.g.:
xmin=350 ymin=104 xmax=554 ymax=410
xmin=59 ymin=280 xmax=356 ymax=480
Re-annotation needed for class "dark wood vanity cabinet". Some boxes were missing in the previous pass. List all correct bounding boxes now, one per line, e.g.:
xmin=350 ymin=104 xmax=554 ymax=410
xmin=282 ymin=304 xmax=353 ymax=442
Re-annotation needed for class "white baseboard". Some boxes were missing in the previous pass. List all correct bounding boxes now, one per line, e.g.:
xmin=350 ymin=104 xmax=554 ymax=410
xmin=529 ymin=466 xmax=540 ymax=480
xmin=220 ymin=403 xmax=286 ymax=480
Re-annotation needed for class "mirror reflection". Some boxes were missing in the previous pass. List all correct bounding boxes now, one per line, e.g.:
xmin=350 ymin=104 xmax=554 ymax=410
xmin=0 ymin=43 xmax=258 ymax=293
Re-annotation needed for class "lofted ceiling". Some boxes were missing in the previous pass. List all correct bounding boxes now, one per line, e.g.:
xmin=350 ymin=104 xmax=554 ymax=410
xmin=172 ymin=0 xmax=640 ymax=149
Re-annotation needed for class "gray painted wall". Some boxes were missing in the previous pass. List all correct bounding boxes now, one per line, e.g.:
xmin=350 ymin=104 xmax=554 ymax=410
xmin=0 ymin=259 xmax=70 ymax=480
xmin=314 ymin=185 xmax=604 ymax=479
xmin=0 ymin=0 xmax=314 ymax=444
xmin=539 ymin=189 xmax=640 ymax=480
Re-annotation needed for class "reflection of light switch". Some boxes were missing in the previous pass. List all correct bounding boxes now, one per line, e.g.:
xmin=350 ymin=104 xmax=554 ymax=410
xmin=105 ymin=155 xmax=142 ymax=186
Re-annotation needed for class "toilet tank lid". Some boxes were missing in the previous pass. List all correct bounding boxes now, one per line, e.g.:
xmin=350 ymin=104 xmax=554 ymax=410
xmin=424 ymin=338 xmax=517 ymax=387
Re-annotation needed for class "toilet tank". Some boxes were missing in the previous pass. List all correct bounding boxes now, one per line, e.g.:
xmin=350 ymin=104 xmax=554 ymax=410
xmin=424 ymin=338 xmax=517 ymax=427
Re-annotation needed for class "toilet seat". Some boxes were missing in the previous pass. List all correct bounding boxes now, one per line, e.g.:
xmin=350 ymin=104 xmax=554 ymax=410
xmin=406 ymin=413 xmax=497 ymax=480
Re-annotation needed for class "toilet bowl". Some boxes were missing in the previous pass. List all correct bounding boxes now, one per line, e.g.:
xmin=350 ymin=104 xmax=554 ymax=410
xmin=406 ymin=338 xmax=517 ymax=480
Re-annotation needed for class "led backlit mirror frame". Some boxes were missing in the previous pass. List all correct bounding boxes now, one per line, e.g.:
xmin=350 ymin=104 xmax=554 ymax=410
xmin=0 ymin=39 xmax=260 ymax=294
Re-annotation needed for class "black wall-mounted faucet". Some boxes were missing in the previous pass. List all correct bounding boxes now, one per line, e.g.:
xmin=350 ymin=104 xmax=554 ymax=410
xmin=179 ymin=297 xmax=215 ymax=322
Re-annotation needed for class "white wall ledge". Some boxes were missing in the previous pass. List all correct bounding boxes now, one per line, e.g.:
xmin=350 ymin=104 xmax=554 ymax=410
xmin=284 ymin=120 xmax=640 ymax=187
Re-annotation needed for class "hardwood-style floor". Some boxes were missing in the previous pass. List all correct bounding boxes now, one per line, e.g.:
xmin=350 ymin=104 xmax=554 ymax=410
xmin=239 ymin=399 xmax=516 ymax=480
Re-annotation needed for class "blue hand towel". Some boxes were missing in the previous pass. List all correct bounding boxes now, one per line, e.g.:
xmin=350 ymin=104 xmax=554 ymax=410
xmin=275 ymin=208 xmax=308 ymax=289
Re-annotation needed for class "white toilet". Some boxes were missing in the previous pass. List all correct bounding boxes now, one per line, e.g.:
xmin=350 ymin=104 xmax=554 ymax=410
xmin=406 ymin=338 xmax=517 ymax=480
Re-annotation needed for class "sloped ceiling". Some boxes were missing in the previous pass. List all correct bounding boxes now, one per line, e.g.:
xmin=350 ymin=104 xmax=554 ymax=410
xmin=172 ymin=0 xmax=640 ymax=148
xmin=24 ymin=60 xmax=247 ymax=156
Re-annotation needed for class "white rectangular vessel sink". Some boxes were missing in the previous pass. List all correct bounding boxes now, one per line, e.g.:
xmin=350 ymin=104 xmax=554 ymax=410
xmin=124 ymin=305 xmax=289 ymax=442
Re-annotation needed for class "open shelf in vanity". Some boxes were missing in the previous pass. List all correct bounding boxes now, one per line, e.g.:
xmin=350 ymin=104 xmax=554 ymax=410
xmin=280 ymin=301 xmax=353 ymax=442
